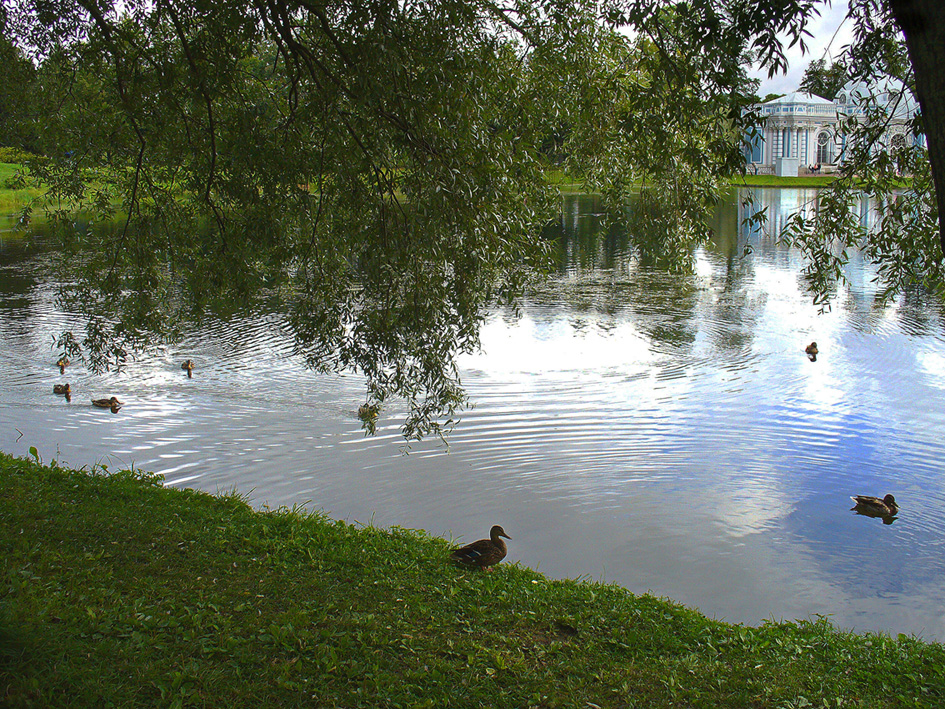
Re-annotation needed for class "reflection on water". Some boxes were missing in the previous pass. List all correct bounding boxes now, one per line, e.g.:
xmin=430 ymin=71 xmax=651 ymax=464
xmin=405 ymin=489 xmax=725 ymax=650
xmin=3 ymin=189 xmax=945 ymax=640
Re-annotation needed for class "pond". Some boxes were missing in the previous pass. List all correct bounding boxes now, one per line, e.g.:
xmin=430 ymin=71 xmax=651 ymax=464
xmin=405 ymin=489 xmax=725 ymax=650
xmin=3 ymin=188 xmax=945 ymax=640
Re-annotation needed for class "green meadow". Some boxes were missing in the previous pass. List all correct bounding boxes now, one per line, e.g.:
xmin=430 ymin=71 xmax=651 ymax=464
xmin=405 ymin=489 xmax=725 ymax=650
xmin=2 ymin=453 xmax=944 ymax=707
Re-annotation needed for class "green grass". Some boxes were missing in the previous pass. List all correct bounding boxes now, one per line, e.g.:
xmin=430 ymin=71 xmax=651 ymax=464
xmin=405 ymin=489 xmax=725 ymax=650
xmin=2 ymin=453 xmax=945 ymax=707
xmin=732 ymin=173 xmax=916 ymax=190
xmin=734 ymin=174 xmax=837 ymax=188
xmin=544 ymin=168 xmax=587 ymax=192
xmin=0 ymin=162 xmax=42 ymax=214
xmin=0 ymin=162 xmax=843 ymax=221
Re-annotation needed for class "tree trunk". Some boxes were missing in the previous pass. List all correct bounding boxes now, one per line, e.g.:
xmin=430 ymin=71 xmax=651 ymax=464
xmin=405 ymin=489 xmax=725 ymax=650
xmin=887 ymin=0 xmax=945 ymax=252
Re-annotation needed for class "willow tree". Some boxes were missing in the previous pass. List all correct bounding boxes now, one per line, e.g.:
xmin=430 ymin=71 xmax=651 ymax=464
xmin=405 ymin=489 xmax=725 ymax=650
xmin=784 ymin=0 xmax=943 ymax=307
xmin=2 ymin=0 xmax=942 ymax=436
xmin=0 ymin=36 xmax=37 ymax=151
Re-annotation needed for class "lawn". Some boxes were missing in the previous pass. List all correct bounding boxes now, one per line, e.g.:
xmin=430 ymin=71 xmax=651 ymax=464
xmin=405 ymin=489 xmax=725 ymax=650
xmin=0 ymin=162 xmax=42 ymax=214
xmin=3 ymin=452 xmax=944 ymax=707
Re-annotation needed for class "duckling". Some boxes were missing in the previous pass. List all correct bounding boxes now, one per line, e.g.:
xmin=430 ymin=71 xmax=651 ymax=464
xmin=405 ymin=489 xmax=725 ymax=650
xmin=805 ymin=342 xmax=818 ymax=361
xmin=53 ymin=383 xmax=71 ymax=395
xmin=851 ymin=494 xmax=898 ymax=517
xmin=181 ymin=359 xmax=195 ymax=378
xmin=57 ymin=357 xmax=70 ymax=374
xmin=450 ymin=525 xmax=511 ymax=571
xmin=91 ymin=396 xmax=122 ymax=413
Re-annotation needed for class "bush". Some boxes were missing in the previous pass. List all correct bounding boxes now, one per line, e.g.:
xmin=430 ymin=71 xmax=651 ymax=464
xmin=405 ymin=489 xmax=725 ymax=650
xmin=0 ymin=146 xmax=42 ymax=164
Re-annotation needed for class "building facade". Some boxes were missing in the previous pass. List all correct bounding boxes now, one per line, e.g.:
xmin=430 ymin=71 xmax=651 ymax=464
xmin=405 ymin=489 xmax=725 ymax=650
xmin=745 ymin=77 xmax=922 ymax=176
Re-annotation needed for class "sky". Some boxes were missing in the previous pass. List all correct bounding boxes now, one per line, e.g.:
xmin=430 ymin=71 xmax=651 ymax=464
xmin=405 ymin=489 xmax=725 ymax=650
xmin=748 ymin=0 xmax=854 ymax=96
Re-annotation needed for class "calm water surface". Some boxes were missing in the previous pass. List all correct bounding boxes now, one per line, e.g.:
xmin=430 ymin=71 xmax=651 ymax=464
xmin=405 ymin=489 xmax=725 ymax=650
xmin=3 ymin=189 xmax=945 ymax=639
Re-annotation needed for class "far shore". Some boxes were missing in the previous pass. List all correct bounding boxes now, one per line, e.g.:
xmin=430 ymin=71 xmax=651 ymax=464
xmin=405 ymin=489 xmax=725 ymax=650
xmin=2 ymin=160 xmax=836 ymax=218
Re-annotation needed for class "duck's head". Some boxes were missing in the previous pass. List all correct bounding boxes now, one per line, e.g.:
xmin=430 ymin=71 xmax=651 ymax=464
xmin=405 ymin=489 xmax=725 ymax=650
xmin=491 ymin=525 xmax=511 ymax=541
xmin=883 ymin=494 xmax=897 ymax=507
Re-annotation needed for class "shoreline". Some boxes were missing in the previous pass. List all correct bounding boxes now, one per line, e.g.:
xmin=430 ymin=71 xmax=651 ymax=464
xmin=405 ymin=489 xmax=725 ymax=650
xmin=2 ymin=452 xmax=943 ymax=706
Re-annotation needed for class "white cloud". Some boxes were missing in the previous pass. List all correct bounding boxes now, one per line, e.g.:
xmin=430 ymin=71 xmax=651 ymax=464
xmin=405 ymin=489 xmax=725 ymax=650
xmin=748 ymin=0 xmax=854 ymax=96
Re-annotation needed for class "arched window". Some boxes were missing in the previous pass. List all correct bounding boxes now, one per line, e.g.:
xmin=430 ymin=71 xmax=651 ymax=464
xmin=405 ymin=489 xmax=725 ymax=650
xmin=816 ymin=132 xmax=833 ymax=164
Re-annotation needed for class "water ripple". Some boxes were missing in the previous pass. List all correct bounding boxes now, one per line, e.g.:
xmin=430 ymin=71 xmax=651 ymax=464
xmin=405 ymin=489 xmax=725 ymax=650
xmin=5 ymin=197 xmax=945 ymax=639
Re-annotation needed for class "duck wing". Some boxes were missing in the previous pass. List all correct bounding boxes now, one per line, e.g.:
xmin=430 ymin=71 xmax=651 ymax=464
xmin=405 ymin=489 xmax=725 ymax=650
xmin=450 ymin=539 xmax=506 ymax=567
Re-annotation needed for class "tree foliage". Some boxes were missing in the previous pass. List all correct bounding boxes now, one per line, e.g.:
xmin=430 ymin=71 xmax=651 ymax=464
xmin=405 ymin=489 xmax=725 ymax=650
xmin=0 ymin=34 xmax=38 ymax=152
xmin=799 ymin=57 xmax=848 ymax=100
xmin=785 ymin=0 xmax=942 ymax=308
xmin=2 ymin=0 xmax=943 ymax=436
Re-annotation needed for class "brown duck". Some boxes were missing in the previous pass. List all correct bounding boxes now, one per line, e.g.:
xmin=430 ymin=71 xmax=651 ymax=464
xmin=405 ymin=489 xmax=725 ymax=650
xmin=53 ymin=383 xmax=71 ymax=395
xmin=57 ymin=357 xmax=70 ymax=374
xmin=92 ymin=396 xmax=123 ymax=413
xmin=851 ymin=494 xmax=898 ymax=517
xmin=450 ymin=525 xmax=510 ymax=570
xmin=181 ymin=360 xmax=195 ymax=378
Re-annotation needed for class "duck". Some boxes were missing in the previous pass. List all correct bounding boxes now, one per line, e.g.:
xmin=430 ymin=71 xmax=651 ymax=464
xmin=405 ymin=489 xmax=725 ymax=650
xmin=91 ymin=396 xmax=122 ymax=412
xmin=851 ymin=494 xmax=898 ymax=516
xmin=449 ymin=525 xmax=511 ymax=570
xmin=805 ymin=342 xmax=818 ymax=361
xmin=181 ymin=360 xmax=195 ymax=378
xmin=53 ymin=383 xmax=71 ymax=395
xmin=57 ymin=357 xmax=70 ymax=374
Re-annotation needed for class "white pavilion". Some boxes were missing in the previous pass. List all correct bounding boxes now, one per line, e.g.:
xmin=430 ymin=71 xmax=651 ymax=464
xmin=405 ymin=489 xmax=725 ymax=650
xmin=744 ymin=77 xmax=923 ymax=176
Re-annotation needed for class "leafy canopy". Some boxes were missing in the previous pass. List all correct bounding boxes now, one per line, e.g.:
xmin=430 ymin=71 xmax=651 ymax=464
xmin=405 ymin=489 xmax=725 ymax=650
xmin=2 ymin=0 xmax=938 ymax=436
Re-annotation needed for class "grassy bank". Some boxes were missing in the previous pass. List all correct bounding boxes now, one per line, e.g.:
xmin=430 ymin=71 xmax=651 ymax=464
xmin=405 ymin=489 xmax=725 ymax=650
xmin=2 ymin=453 xmax=944 ymax=707
xmin=734 ymin=174 xmax=836 ymax=188
xmin=543 ymin=171 xmax=837 ymax=192
xmin=0 ymin=162 xmax=836 ymax=219
xmin=0 ymin=162 xmax=42 ymax=215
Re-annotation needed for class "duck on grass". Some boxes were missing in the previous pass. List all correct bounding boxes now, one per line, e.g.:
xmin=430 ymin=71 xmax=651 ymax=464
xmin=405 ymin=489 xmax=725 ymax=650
xmin=449 ymin=525 xmax=510 ymax=571
xmin=2 ymin=453 xmax=944 ymax=707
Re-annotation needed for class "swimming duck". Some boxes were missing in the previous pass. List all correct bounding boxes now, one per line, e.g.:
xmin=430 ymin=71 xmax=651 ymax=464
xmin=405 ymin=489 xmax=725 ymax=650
xmin=57 ymin=357 xmax=70 ymax=374
xmin=92 ymin=396 xmax=122 ymax=412
xmin=851 ymin=494 xmax=898 ymax=516
xmin=181 ymin=360 xmax=195 ymax=378
xmin=450 ymin=525 xmax=511 ymax=570
xmin=805 ymin=342 xmax=818 ymax=361
xmin=53 ymin=383 xmax=71 ymax=395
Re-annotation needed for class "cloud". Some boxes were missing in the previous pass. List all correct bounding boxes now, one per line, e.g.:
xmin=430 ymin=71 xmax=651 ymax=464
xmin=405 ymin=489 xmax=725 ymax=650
xmin=748 ymin=0 xmax=854 ymax=96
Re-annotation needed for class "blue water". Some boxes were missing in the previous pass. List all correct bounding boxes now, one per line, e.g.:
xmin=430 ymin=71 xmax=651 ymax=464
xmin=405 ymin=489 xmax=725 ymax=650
xmin=3 ymin=189 xmax=945 ymax=639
